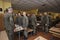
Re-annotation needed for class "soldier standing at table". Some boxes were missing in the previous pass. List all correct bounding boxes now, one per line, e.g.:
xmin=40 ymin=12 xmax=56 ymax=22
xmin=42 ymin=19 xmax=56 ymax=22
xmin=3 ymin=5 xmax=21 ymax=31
xmin=39 ymin=13 xmax=44 ymax=31
xmin=4 ymin=7 xmax=14 ymax=40
xmin=15 ymin=12 xmax=23 ymax=26
xmin=15 ymin=13 xmax=18 ymax=25
xmin=22 ymin=12 xmax=28 ymax=40
xmin=42 ymin=12 xmax=50 ymax=33
xmin=27 ymin=13 xmax=32 ymax=28
xmin=30 ymin=13 xmax=37 ymax=35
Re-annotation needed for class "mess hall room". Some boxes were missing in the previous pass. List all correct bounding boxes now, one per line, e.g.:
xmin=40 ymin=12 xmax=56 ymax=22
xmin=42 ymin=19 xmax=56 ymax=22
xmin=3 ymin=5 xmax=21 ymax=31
xmin=0 ymin=0 xmax=60 ymax=40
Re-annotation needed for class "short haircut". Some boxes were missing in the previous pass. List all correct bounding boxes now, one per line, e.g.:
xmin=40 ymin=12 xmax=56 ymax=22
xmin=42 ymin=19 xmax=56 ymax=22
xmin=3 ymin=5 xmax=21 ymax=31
xmin=4 ymin=8 xmax=8 ymax=13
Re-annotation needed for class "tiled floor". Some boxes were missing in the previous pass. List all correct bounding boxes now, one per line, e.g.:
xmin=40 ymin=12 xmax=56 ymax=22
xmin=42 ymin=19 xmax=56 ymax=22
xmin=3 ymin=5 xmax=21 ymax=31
xmin=14 ymin=31 xmax=60 ymax=40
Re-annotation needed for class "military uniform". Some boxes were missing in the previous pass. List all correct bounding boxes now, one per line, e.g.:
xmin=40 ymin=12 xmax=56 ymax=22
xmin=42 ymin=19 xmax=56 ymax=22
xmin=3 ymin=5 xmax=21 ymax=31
xmin=22 ymin=15 xmax=28 ymax=39
xmin=30 ymin=14 xmax=37 ymax=34
xmin=42 ymin=15 xmax=50 ymax=33
xmin=4 ymin=13 xmax=14 ymax=40
xmin=15 ymin=15 xmax=23 ymax=26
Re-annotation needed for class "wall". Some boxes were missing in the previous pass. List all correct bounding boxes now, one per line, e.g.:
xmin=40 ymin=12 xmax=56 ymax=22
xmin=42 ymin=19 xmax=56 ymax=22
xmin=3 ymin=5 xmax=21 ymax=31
xmin=13 ymin=9 xmax=38 ymax=15
xmin=26 ymin=9 xmax=38 ymax=15
xmin=48 ymin=12 xmax=60 ymax=19
xmin=0 ymin=0 xmax=11 ymax=31
xmin=3 ymin=1 xmax=11 ymax=11
xmin=0 ymin=0 xmax=3 ymax=13
xmin=0 ymin=0 xmax=11 ymax=13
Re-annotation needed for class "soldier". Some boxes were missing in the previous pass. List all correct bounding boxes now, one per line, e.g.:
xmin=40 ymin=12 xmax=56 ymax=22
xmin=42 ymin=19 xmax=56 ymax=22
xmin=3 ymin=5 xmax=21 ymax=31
xmin=30 ymin=13 xmax=37 ymax=35
xmin=27 ymin=13 xmax=31 ymax=28
xmin=4 ymin=7 xmax=14 ymax=40
xmin=15 ymin=13 xmax=18 ymax=25
xmin=42 ymin=12 xmax=50 ymax=33
xmin=15 ymin=12 xmax=23 ymax=26
xmin=48 ymin=13 xmax=52 ymax=28
xmin=39 ymin=13 xmax=44 ymax=31
xmin=22 ymin=12 xmax=28 ymax=40
xmin=4 ymin=8 xmax=8 ymax=14
xmin=39 ymin=13 xmax=44 ymax=23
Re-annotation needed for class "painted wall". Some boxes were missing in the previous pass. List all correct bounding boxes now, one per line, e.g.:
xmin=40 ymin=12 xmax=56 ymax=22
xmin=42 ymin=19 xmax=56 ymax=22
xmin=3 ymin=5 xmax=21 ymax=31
xmin=26 ymin=9 xmax=38 ymax=15
xmin=13 ymin=9 xmax=38 ymax=15
xmin=13 ymin=10 xmax=19 ymax=13
xmin=0 ymin=0 xmax=3 ymax=13
xmin=3 ymin=2 xmax=11 ymax=11
xmin=47 ymin=12 xmax=60 ymax=19
xmin=0 ymin=0 xmax=11 ymax=13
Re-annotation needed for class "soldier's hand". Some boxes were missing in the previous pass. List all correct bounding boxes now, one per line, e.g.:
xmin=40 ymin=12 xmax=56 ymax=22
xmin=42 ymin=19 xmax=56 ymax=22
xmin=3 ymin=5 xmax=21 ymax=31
xmin=14 ymin=29 xmax=16 ymax=32
xmin=45 ymin=24 xmax=47 ymax=26
xmin=24 ymin=27 xmax=27 ymax=30
xmin=45 ymin=24 xmax=49 ymax=26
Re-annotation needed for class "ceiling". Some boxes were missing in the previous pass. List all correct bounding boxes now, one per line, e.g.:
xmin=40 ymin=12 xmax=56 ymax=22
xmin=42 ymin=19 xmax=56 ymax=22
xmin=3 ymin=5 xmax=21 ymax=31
xmin=5 ymin=0 xmax=60 ymax=12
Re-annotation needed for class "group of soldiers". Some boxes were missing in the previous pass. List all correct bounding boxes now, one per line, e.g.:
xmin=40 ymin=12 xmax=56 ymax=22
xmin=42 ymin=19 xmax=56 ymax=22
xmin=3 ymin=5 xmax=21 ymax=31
xmin=4 ymin=7 xmax=37 ymax=40
xmin=15 ymin=11 xmax=37 ymax=40
xmin=4 ymin=7 xmax=51 ymax=40
xmin=38 ymin=13 xmax=51 ymax=32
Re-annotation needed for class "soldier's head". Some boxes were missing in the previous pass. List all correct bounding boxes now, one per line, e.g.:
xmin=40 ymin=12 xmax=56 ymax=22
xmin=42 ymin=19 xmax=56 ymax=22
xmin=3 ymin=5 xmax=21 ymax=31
xmin=30 ymin=12 xmax=35 ymax=16
xmin=15 ymin=13 xmax=18 ymax=16
xmin=23 ymin=11 xmax=26 ymax=16
xmin=4 ymin=8 xmax=8 ymax=13
xmin=7 ymin=7 xmax=13 ymax=14
xmin=48 ymin=13 xmax=51 ymax=15
xmin=39 ymin=13 xmax=43 ymax=16
xmin=27 ymin=13 xmax=30 ymax=17
xmin=18 ymin=11 xmax=21 ymax=16
xmin=44 ymin=12 xmax=48 ymax=15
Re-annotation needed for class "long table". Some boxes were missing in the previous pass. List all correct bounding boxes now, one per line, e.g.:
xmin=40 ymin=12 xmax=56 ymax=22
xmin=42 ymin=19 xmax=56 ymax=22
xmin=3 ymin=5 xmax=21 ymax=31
xmin=14 ymin=25 xmax=24 ymax=40
xmin=14 ymin=24 xmax=33 ymax=40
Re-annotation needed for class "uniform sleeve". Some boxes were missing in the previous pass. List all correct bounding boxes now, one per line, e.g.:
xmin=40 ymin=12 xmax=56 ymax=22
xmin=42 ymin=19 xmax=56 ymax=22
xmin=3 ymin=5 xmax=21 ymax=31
xmin=15 ymin=17 xmax=18 ymax=24
xmin=25 ymin=17 xmax=28 ymax=27
xmin=47 ymin=16 xmax=50 ymax=26
xmin=35 ymin=16 xmax=37 ymax=25
xmin=4 ymin=15 xmax=10 ymax=30
xmin=22 ymin=17 xmax=25 ymax=27
xmin=22 ymin=17 xmax=28 ymax=27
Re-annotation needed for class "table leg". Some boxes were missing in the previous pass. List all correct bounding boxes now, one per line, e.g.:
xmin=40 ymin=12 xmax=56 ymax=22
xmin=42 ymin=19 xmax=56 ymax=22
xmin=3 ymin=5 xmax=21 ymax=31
xmin=18 ymin=31 xmax=20 ymax=40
